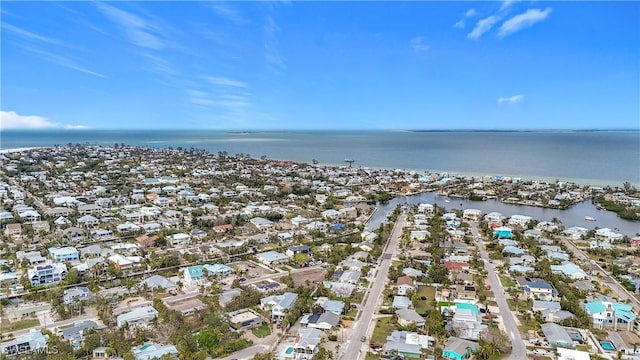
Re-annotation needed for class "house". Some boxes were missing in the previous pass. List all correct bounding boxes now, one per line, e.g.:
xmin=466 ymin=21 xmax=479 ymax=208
xmin=462 ymin=209 xmax=483 ymax=221
xmin=170 ymin=233 xmax=191 ymax=246
xmin=77 ymin=215 xmax=100 ymax=228
xmin=393 ymin=296 xmax=411 ymax=309
xmin=444 ymin=261 xmax=470 ymax=272
xmin=116 ymin=306 xmax=159 ymax=328
xmin=250 ymin=217 xmax=274 ymax=231
xmin=533 ymin=300 xmax=574 ymax=322
xmin=228 ymin=308 xmax=263 ymax=330
xmin=4 ymin=223 xmax=21 ymax=238
xmin=451 ymin=303 xmax=486 ymax=340
xmin=315 ymin=298 xmax=345 ymax=315
xmin=324 ymin=282 xmax=357 ymax=298
xmin=556 ymin=348 xmax=591 ymax=360
xmin=48 ymin=246 xmax=79 ymax=262
xmin=508 ymin=214 xmax=532 ymax=227
xmin=585 ymin=299 xmax=637 ymax=331
xmin=256 ymin=251 xmax=289 ymax=267
xmin=161 ymin=293 xmax=206 ymax=316
xmin=260 ymin=292 xmax=298 ymax=323
xmin=286 ymin=245 xmax=312 ymax=258
xmin=524 ymin=278 xmax=559 ymax=301
xmin=596 ymin=228 xmax=625 ymax=242
xmin=384 ymin=330 xmax=431 ymax=359
xmin=402 ymin=267 xmax=424 ymax=278
xmin=60 ymin=320 xmax=98 ymax=349
xmin=493 ymin=226 xmax=512 ymax=239
xmin=32 ymin=220 xmax=50 ymax=232
xmin=397 ymin=308 xmax=426 ymax=328
xmin=28 ymin=263 xmax=67 ymax=286
xmin=550 ymin=262 xmax=588 ymax=280
xmin=138 ymin=275 xmax=177 ymax=292
xmin=132 ymin=343 xmax=178 ymax=360
xmin=63 ymin=227 xmax=85 ymax=242
xmin=540 ymin=323 xmax=575 ymax=348
xmin=607 ymin=331 xmax=640 ymax=358
xmin=442 ymin=336 xmax=478 ymax=360
xmin=291 ymin=328 xmax=322 ymax=359
xmin=396 ymin=276 xmax=416 ymax=296
xmin=338 ymin=270 xmax=361 ymax=284
xmin=63 ymin=287 xmax=92 ymax=304
xmin=183 ymin=265 xmax=208 ymax=285
xmin=0 ymin=330 xmax=47 ymax=355
xmin=301 ymin=311 xmax=340 ymax=330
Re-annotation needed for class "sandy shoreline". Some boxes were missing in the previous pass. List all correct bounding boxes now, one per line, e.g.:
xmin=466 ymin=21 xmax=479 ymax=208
xmin=0 ymin=147 xmax=45 ymax=154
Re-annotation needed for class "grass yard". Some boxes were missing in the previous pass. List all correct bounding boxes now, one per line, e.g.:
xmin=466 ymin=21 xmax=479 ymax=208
xmin=251 ymin=323 xmax=272 ymax=338
xmin=371 ymin=316 xmax=396 ymax=344
xmin=500 ymin=277 xmax=516 ymax=288
xmin=1 ymin=318 xmax=40 ymax=333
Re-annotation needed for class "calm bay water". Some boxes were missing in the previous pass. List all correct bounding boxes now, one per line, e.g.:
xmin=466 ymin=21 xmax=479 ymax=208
xmin=1 ymin=129 xmax=639 ymax=187
xmin=368 ymin=194 xmax=640 ymax=237
xmin=1 ymin=129 xmax=639 ymax=236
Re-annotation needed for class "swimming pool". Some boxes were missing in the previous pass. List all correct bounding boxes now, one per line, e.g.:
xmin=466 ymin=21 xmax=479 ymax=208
xmin=284 ymin=346 xmax=294 ymax=355
xmin=600 ymin=340 xmax=615 ymax=351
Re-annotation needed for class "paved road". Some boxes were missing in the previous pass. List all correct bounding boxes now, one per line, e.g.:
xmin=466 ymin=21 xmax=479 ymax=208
xmin=558 ymin=236 xmax=640 ymax=313
xmin=471 ymin=222 xmax=526 ymax=360
xmin=339 ymin=212 xmax=406 ymax=360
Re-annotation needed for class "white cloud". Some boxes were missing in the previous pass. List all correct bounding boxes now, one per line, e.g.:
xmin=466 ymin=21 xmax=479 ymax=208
xmin=410 ymin=37 xmax=430 ymax=52
xmin=210 ymin=3 xmax=249 ymax=25
xmin=497 ymin=94 xmax=525 ymax=104
xmin=0 ymin=111 xmax=89 ymax=130
xmin=2 ymin=23 xmax=70 ymax=47
xmin=63 ymin=124 xmax=89 ymax=130
xmin=454 ymin=8 xmax=477 ymax=29
xmin=96 ymin=3 xmax=165 ymax=50
xmin=468 ymin=16 xmax=499 ymax=39
xmin=204 ymin=76 xmax=248 ymax=88
xmin=500 ymin=0 xmax=518 ymax=11
xmin=498 ymin=8 xmax=552 ymax=38
xmin=264 ymin=15 xmax=285 ymax=72
xmin=21 ymin=46 xmax=107 ymax=78
xmin=0 ymin=111 xmax=58 ymax=130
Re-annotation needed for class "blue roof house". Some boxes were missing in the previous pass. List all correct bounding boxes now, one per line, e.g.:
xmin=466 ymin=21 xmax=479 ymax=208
xmin=585 ymin=298 xmax=637 ymax=331
xmin=493 ymin=227 xmax=512 ymax=239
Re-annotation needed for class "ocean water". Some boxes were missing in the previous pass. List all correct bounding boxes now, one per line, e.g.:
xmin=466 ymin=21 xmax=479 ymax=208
xmin=1 ymin=130 xmax=638 ymax=187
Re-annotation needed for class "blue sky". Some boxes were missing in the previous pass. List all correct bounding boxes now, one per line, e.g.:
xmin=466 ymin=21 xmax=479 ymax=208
xmin=1 ymin=1 xmax=638 ymax=130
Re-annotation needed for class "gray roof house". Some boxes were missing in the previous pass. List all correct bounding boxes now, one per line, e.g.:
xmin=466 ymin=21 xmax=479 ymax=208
xmin=138 ymin=275 xmax=177 ymax=292
xmin=541 ymin=323 xmax=575 ymax=348
xmin=260 ymin=292 xmax=298 ymax=323
xmin=397 ymin=308 xmax=426 ymax=328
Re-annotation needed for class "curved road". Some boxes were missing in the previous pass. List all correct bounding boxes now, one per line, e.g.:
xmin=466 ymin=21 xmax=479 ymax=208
xmin=471 ymin=222 xmax=526 ymax=360
xmin=339 ymin=212 xmax=406 ymax=360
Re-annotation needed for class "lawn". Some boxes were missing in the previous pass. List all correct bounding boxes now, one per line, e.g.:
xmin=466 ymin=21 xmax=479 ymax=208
xmin=500 ymin=277 xmax=516 ymax=288
xmin=371 ymin=316 xmax=396 ymax=344
xmin=415 ymin=286 xmax=436 ymax=314
xmin=251 ymin=324 xmax=272 ymax=338
xmin=1 ymin=318 xmax=40 ymax=333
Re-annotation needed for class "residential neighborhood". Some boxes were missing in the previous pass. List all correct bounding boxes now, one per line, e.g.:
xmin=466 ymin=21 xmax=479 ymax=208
xmin=0 ymin=145 xmax=639 ymax=360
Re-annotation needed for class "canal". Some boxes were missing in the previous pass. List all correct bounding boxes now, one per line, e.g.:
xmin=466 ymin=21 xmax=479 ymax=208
xmin=367 ymin=192 xmax=640 ymax=237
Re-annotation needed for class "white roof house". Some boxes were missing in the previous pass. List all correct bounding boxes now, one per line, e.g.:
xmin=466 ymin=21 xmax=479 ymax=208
xmin=116 ymin=306 xmax=159 ymax=328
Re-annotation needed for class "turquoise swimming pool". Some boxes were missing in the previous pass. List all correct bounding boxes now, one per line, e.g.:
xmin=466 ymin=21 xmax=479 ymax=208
xmin=600 ymin=340 xmax=615 ymax=351
xmin=284 ymin=346 xmax=294 ymax=355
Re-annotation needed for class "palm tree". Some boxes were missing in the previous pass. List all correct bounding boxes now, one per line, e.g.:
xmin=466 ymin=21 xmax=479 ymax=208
xmin=476 ymin=339 xmax=500 ymax=360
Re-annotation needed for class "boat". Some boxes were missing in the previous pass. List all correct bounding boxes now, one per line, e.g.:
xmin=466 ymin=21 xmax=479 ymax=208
xmin=444 ymin=199 xmax=450 ymax=203
xmin=585 ymin=216 xmax=596 ymax=221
